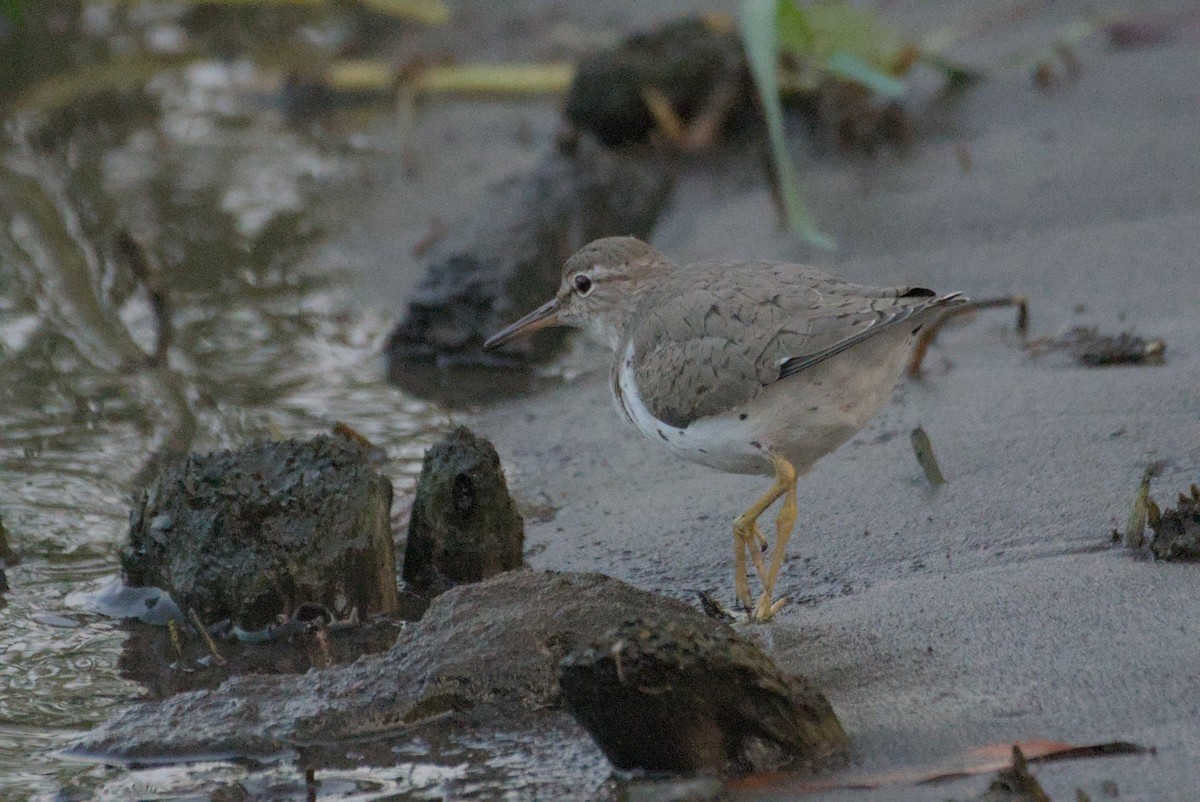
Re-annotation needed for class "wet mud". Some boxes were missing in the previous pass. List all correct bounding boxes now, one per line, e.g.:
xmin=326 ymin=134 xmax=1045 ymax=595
xmin=116 ymin=614 xmax=405 ymax=698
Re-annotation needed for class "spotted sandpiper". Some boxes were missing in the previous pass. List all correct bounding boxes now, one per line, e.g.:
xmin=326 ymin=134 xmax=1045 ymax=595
xmin=485 ymin=237 xmax=965 ymax=621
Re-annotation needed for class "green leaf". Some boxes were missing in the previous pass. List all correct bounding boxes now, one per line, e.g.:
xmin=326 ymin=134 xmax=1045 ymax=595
xmin=738 ymin=0 xmax=834 ymax=249
xmin=806 ymin=2 xmax=904 ymax=65
xmin=775 ymin=0 xmax=814 ymax=55
xmin=825 ymin=51 xmax=906 ymax=98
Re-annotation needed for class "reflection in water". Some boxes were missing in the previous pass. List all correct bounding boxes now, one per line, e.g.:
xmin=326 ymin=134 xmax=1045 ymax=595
xmin=0 ymin=76 xmax=447 ymax=800
xmin=1 ymin=146 xmax=197 ymax=467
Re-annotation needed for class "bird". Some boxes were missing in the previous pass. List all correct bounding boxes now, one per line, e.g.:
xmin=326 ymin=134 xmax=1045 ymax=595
xmin=484 ymin=237 xmax=965 ymax=621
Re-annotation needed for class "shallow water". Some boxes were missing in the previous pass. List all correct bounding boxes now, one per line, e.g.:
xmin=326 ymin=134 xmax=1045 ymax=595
xmin=0 ymin=10 xmax=462 ymax=798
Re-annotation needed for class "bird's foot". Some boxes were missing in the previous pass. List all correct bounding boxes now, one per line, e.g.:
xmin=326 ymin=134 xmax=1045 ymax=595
xmin=749 ymin=592 xmax=788 ymax=623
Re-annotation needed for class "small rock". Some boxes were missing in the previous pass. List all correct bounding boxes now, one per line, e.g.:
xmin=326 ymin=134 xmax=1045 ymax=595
xmin=402 ymin=426 xmax=524 ymax=594
xmin=559 ymin=616 xmax=848 ymax=776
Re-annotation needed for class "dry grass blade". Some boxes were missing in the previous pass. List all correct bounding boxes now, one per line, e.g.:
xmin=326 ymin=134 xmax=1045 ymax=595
xmin=357 ymin=0 xmax=449 ymax=24
xmin=409 ymin=63 xmax=575 ymax=97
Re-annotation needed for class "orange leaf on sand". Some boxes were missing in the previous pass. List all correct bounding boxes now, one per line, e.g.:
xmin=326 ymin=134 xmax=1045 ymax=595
xmin=724 ymin=739 xmax=1149 ymax=796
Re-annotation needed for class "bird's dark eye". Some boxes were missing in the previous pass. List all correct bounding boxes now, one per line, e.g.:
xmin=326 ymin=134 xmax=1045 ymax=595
xmin=573 ymin=274 xmax=593 ymax=295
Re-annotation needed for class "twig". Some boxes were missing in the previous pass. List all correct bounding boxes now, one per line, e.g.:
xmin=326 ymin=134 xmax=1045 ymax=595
xmin=114 ymin=230 xmax=173 ymax=367
xmin=189 ymin=608 xmax=227 ymax=666
xmin=908 ymin=295 xmax=1028 ymax=378
xmin=910 ymin=426 xmax=946 ymax=487
xmin=1121 ymin=462 xmax=1165 ymax=550
xmin=167 ymin=619 xmax=188 ymax=670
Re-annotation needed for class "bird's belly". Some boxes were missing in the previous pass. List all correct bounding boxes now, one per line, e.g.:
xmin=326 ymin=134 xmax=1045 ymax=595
xmin=613 ymin=387 xmax=853 ymax=476
xmin=752 ymin=327 xmax=915 ymax=467
xmin=645 ymin=412 xmax=776 ymax=475
xmin=611 ymin=326 xmax=916 ymax=477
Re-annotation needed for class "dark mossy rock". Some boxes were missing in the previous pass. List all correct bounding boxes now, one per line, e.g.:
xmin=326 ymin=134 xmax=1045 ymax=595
xmin=564 ymin=16 xmax=753 ymax=148
xmin=559 ymin=616 xmax=848 ymax=777
xmin=402 ymin=426 xmax=524 ymax=594
xmin=121 ymin=435 xmax=397 ymax=631
xmin=1149 ymin=484 xmax=1200 ymax=561
xmin=384 ymin=134 xmax=671 ymax=390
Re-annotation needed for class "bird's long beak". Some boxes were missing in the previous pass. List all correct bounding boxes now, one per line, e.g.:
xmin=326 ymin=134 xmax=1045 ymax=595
xmin=483 ymin=297 xmax=561 ymax=350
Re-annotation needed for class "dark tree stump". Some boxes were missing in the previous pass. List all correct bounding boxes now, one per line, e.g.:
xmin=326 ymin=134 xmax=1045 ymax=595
xmin=402 ymin=426 xmax=524 ymax=595
xmin=121 ymin=435 xmax=397 ymax=631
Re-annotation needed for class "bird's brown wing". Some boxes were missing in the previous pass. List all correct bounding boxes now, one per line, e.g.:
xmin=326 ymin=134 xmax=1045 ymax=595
xmin=627 ymin=262 xmax=960 ymax=428
xmin=777 ymin=290 xmax=964 ymax=379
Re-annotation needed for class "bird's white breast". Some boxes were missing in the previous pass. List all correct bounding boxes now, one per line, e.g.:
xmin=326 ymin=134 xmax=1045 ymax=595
xmin=612 ymin=341 xmax=772 ymax=475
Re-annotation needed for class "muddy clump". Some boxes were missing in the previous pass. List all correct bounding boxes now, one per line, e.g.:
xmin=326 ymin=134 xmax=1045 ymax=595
xmin=560 ymin=616 xmax=848 ymax=776
xmin=402 ymin=426 xmax=524 ymax=595
xmin=1148 ymin=484 xmax=1200 ymax=562
xmin=1116 ymin=470 xmax=1200 ymax=562
xmin=1027 ymin=326 xmax=1165 ymax=366
xmin=121 ymin=435 xmax=397 ymax=632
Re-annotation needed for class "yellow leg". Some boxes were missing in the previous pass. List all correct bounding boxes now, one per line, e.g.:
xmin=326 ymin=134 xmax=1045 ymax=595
xmin=732 ymin=520 xmax=769 ymax=610
xmin=753 ymin=469 xmax=799 ymax=622
xmin=733 ymin=453 xmax=797 ymax=618
xmin=733 ymin=529 xmax=750 ymax=609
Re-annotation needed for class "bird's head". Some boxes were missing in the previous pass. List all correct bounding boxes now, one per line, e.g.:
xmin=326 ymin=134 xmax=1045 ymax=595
xmin=483 ymin=236 xmax=671 ymax=352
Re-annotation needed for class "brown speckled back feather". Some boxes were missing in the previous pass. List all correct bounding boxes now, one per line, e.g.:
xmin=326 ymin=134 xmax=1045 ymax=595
xmin=623 ymin=261 xmax=958 ymax=429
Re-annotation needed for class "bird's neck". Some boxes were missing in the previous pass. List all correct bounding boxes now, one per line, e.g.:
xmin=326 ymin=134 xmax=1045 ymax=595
xmin=589 ymin=259 xmax=676 ymax=351
xmin=581 ymin=315 xmax=624 ymax=352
